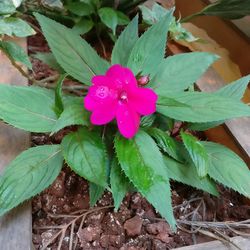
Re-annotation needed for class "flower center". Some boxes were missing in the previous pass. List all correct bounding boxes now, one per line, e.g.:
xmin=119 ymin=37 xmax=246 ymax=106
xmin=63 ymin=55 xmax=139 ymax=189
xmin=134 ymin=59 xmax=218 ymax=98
xmin=119 ymin=91 xmax=128 ymax=103
xmin=96 ymin=86 xmax=109 ymax=99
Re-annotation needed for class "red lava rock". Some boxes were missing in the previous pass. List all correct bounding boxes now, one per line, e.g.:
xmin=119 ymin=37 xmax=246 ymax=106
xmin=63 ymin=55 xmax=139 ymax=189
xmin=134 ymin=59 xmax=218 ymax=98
xmin=124 ymin=215 xmax=143 ymax=237
xmin=152 ymin=239 xmax=168 ymax=250
xmin=100 ymin=234 xmax=124 ymax=248
xmin=102 ymin=212 xmax=124 ymax=235
xmin=146 ymin=222 xmax=171 ymax=235
xmin=155 ymin=232 xmax=172 ymax=244
xmin=77 ymin=225 xmax=102 ymax=242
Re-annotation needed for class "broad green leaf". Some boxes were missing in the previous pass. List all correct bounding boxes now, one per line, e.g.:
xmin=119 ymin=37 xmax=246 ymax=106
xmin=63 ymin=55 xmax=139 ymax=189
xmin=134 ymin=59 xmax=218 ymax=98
xmin=35 ymin=13 xmax=109 ymax=85
xmin=0 ymin=145 xmax=63 ymax=216
xmin=72 ymin=18 xmax=94 ymax=35
xmin=62 ymin=127 xmax=107 ymax=187
xmin=111 ymin=15 xmax=138 ymax=66
xmin=216 ymin=74 xmax=250 ymax=99
xmin=202 ymin=141 xmax=250 ymax=197
xmin=33 ymin=52 xmax=64 ymax=72
xmin=0 ymin=85 xmax=57 ymax=132
xmin=200 ymin=0 xmax=250 ymax=19
xmin=98 ymin=7 xmax=118 ymax=35
xmin=163 ymin=156 xmax=218 ymax=196
xmin=0 ymin=1 xmax=16 ymax=15
xmin=0 ymin=41 xmax=32 ymax=69
xmin=147 ymin=128 xmax=184 ymax=162
xmin=116 ymin=11 xmax=130 ymax=25
xmin=157 ymin=92 xmax=250 ymax=123
xmin=67 ymin=2 xmax=94 ymax=16
xmin=188 ymin=75 xmax=250 ymax=131
xmin=52 ymin=97 xmax=90 ymax=133
xmin=0 ymin=17 xmax=35 ymax=37
xmin=180 ymin=132 xmax=208 ymax=177
xmin=54 ymin=74 xmax=67 ymax=117
xmin=115 ymin=131 xmax=176 ymax=230
xmin=151 ymin=52 xmax=218 ymax=92
xmin=127 ymin=11 xmax=172 ymax=77
xmin=89 ymin=182 xmax=105 ymax=207
xmin=110 ymin=159 xmax=131 ymax=211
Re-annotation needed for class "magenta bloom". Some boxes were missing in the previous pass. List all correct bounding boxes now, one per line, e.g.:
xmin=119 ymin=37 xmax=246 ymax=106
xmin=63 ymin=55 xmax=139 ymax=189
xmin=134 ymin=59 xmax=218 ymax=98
xmin=84 ymin=64 xmax=158 ymax=139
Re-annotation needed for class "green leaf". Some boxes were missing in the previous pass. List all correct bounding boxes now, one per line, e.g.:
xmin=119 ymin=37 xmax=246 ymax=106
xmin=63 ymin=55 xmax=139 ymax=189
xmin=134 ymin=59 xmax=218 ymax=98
xmin=62 ymin=127 xmax=107 ymax=187
xmin=72 ymin=18 xmax=94 ymax=35
xmin=0 ymin=145 xmax=63 ymax=216
xmin=54 ymin=74 xmax=67 ymax=117
xmin=115 ymin=131 xmax=176 ymax=230
xmin=42 ymin=0 xmax=63 ymax=9
xmin=151 ymin=52 xmax=218 ymax=92
xmin=127 ymin=11 xmax=173 ymax=77
xmin=0 ymin=85 xmax=57 ymax=132
xmin=111 ymin=15 xmax=138 ymax=66
xmin=0 ymin=17 xmax=35 ymax=37
xmin=116 ymin=11 xmax=130 ymax=25
xmin=216 ymin=74 xmax=250 ymax=99
xmin=52 ymin=97 xmax=90 ymax=133
xmin=0 ymin=1 xmax=16 ymax=15
xmin=157 ymin=91 xmax=250 ymax=123
xmin=188 ymin=75 xmax=250 ymax=131
xmin=163 ymin=156 xmax=218 ymax=196
xmin=35 ymin=13 xmax=109 ymax=85
xmin=67 ymin=2 xmax=94 ymax=16
xmin=89 ymin=182 xmax=105 ymax=207
xmin=200 ymin=0 xmax=250 ymax=19
xmin=140 ymin=115 xmax=155 ymax=128
xmin=98 ymin=7 xmax=118 ymax=35
xmin=0 ymin=40 xmax=32 ymax=69
xmin=180 ymin=132 xmax=208 ymax=177
xmin=202 ymin=141 xmax=250 ymax=197
xmin=147 ymin=128 xmax=184 ymax=162
xmin=33 ymin=52 xmax=64 ymax=72
xmin=110 ymin=159 xmax=131 ymax=211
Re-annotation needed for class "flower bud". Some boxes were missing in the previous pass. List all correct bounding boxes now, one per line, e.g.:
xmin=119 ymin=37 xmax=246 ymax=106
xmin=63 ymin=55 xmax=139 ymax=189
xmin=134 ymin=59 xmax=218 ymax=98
xmin=137 ymin=75 xmax=150 ymax=86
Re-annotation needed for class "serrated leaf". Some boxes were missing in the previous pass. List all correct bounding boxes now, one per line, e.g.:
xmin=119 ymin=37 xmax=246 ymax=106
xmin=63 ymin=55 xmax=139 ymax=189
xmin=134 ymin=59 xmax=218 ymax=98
xmin=89 ymin=182 xmax=105 ymax=207
xmin=0 ymin=40 xmax=32 ymax=69
xmin=127 ymin=11 xmax=172 ymax=77
xmin=115 ymin=130 xmax=176 ymax=230
xmin=157 ymin=91 xmax=250 ymax=123
xmin=54 ymin=74 xmax=67 ymax=117
xmin=188 ymin=75 xmax=250 ymax=131
xmin=216 ymin=74 xmax=250 ymax=99
xmin=163 ymin=156 xmax=218 ymax=196
xmin=35 ymin=13 xmax=109 ymax=85
xmin=202 ymin=141 xmax=250 ymax=197
xmin=0 ymin=85 xmax=57 ymax=132
xmin=180 ymin=132 xmax=208 ymax=177
xmin=62 ymin=127 xmax=107 ymax=187
xmin=0 ymin=145 xmax=63 ymax=216
xmin=110 ymin=158 xmax=131 ymax=211
xmin=33 ymin=52 xmax=64 ymax=72
xmin=111 ymin=15 xmax=138 ymax=66
xmin=52 ymin=97 xmax=90 ymax=133
xmin=151 ymin=52 xmax=218 ymax=92
xmin=98 ymin=7 xmax=118 ymax=35
xmin=72 ymin=18 xmax=94 ymax=35
xmin=147 ymin=128 xmax=184 ymax=162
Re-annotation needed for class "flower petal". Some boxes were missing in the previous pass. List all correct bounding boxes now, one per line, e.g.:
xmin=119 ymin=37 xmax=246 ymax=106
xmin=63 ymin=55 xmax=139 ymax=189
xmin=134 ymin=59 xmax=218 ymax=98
xmin=92 ymin=75 xmax=111 ymax=87
xmin=130 ymin=87 xmax=158 ymax=115
xmin=106 ymin=64 xmax=137 ymax=90
xmin=116 ymin=102 xmax=140 ymax=139
xmin=90 ymin=103 xmax=117 ymax=125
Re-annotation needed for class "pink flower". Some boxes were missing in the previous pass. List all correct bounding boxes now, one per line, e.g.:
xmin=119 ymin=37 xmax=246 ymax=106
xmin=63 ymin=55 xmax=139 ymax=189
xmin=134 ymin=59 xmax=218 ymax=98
xmin=84 ymin=64 xmax=158 ymax=139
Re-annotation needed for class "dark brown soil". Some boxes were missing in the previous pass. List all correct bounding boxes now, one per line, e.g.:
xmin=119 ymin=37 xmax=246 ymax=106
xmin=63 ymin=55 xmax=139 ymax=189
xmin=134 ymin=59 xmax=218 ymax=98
xmin=29 ymin=28 xmax=250 ymax=250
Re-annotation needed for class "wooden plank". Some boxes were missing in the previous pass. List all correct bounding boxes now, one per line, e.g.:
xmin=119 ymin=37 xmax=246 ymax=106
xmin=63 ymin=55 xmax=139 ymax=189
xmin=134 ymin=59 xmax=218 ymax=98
xmin=175 ymin=236 xmax=250 ymax=250
xmin=0 ymin=38 xmax=32 ymax=250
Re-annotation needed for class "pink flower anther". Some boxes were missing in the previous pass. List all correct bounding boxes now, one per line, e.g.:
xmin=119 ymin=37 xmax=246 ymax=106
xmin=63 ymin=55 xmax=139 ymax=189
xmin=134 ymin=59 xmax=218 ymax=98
xmin=84 ymin=64 xmax=158 ymax=139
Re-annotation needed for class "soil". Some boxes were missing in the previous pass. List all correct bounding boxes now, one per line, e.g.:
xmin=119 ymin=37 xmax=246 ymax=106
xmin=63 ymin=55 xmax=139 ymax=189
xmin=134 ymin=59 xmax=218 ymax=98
xmin=29 ymin=28 xmax=250 ymax=250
